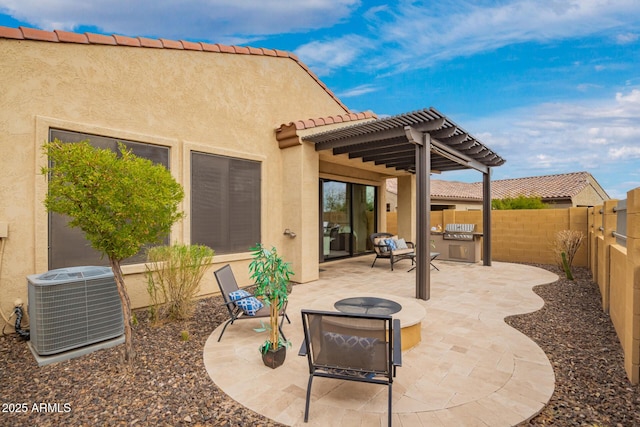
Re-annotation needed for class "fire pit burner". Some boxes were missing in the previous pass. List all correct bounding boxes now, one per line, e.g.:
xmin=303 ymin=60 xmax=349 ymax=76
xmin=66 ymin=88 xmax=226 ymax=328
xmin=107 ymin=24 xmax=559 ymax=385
xmin=334 ymin=297 xmax=402 ymax=315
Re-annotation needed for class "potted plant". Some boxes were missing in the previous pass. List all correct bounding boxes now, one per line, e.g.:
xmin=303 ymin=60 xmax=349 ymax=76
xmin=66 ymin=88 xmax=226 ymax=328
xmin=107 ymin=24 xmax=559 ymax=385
xmin=249 ymin=243 xmax=294 ymax=368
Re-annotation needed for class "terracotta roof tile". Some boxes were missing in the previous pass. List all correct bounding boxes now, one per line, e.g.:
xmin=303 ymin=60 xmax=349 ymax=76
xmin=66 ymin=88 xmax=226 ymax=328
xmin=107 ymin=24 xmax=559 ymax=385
xmin=112 ymin=34 xmax=140 ymax=47
xmin=279 ymin=111 xmax=377 ymax=131
xmin=199 ymin=42 xmax=220 ymax=52
xmin=54 ymin=30 xmax=89 ymax=44
xmin=232 ymin=45 xmax=250 ymax=55
xmin=138 ymin=37 xmax=163 ymax=48
xmin=216 ymin=44 xmax=235 ymax=54
xmin=0 ymin=26 xmax=23 ymax=39
xmin=0 ymin=25 xmax=351 ymax=113
xmin=20 ymin=26 xmax=58 ymax=42
xmin=180 ymin=40 xmax=203 ymax=51
xmin=158 ymin=38 xmax=183 ymax=49
xmin=85 ymin=32 xmax=117 ymax=45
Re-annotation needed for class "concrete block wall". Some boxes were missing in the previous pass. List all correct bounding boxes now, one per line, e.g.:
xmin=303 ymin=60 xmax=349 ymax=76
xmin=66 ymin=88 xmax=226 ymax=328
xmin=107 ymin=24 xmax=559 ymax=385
xmin=389 ymin=195 xmax=640 ymax=384
xmin=423 ymin=208 xmax=590 ymax=266
xmin=602 ymin=187 xmax=640 ymax=384
xmin=623 ymin=188 xmax=640 ymax=383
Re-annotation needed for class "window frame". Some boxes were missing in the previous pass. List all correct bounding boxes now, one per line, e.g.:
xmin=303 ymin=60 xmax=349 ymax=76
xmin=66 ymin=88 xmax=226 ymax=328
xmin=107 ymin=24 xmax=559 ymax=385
xmin=190 ymin=150 xmax=261 ymax=255
xmin=47 ymin=129 xmax=171 ymax=270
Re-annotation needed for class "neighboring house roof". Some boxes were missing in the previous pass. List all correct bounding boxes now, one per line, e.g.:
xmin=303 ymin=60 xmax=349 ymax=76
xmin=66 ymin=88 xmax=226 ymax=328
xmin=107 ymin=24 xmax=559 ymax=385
xmin=0 ymin=25 xmax=350 ymax=114
xmin=387 ymin=171 xmax=609 ymax=202
xmin=480 ymin=171 xmax=609 ymax=201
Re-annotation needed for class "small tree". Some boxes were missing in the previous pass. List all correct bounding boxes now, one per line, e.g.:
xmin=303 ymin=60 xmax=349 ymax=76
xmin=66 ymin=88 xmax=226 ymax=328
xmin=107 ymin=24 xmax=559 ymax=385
xmin=492 ymin=194 xmax=548 ymax=210
xmin=42 ymin=140 xmax=184 ymax=365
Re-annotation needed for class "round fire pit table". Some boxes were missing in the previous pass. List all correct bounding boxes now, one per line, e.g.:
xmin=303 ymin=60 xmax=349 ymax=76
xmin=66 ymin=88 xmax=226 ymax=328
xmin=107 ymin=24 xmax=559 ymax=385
xmin=334 ymin=296 xmax=402 ymax=316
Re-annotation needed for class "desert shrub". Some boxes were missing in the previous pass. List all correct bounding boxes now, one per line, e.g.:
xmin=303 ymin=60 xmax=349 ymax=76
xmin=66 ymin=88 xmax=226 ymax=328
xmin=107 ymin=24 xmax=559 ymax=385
xmin=552 ymin=230 xmax=584 ymax=279
xmin=146 ymin=244 xmax=214 ymax=321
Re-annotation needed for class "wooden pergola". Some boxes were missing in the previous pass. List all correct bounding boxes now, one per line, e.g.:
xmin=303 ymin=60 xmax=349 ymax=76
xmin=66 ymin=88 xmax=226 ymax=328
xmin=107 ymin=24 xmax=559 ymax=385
xmin=303 ymin=108 xmax=506 ymax=300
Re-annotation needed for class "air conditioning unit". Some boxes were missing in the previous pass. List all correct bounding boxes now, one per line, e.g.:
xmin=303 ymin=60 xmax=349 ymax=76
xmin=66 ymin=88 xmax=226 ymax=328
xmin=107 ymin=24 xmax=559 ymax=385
xmin=27 ymin=266 xmax=124 ymax=356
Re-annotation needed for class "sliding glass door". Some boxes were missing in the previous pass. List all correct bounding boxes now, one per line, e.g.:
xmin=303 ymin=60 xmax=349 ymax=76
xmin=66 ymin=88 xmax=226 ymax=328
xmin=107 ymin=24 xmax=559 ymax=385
xmin=321 ymin=180 xmax=376 ymax=261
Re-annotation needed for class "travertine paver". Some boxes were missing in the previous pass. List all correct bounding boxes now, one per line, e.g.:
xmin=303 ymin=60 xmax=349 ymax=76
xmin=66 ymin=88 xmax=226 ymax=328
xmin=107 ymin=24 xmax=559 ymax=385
xmin=203 ymin=257 xmax=558 ymax=426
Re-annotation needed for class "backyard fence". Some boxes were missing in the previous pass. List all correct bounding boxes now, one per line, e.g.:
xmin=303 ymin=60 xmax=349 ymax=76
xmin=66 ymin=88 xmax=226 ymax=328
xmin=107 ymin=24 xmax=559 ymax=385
xmin=386 ymin=186 xmax=640 ymax=384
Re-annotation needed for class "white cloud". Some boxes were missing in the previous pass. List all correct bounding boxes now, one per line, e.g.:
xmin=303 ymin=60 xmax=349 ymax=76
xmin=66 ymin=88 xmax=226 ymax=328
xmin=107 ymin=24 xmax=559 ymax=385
xmin=0 ymin=0 xmax=360 ymax=43
xmin=608 ymin=146 xmax=640 ymax=160
xmin=376 ymin=0 xmax=640 ymax=71
xmin=299 ymin=0 xmax=640 ymax=73
xmin=616 ymin=32 xmax=639 ymax=44
xmin=294 ymin=34 xmax=373 ymax=75
xmin=465 ymin=87 xmax=640 ymax=193
xmin=338 ymin=84 xmax=379 ymax=98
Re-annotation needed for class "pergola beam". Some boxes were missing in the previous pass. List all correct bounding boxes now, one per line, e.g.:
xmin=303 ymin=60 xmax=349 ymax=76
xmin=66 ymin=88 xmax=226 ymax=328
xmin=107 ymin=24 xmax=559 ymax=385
xmin=315 ymin=127 xmax=407 ymax=151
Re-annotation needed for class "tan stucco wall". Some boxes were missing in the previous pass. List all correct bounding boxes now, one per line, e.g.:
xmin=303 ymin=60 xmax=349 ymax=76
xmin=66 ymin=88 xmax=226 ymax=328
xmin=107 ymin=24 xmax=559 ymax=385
xmin=574 ymin=184 xmax=608 ymax=207
xmin=0 ymin=38 xmax=351 ymax=316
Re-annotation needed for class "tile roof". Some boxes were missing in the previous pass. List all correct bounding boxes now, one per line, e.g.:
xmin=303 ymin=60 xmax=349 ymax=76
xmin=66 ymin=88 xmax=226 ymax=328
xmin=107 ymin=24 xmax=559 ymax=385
xmin=0 ymin=25 xmax=350 ymax=113
xmin=479 ymin=171 xmax=598 ymax=200
xmin=387 ymin=171 xmax=601 ymax=201
xmin=281 ymin=111 xmax=377 ymax=131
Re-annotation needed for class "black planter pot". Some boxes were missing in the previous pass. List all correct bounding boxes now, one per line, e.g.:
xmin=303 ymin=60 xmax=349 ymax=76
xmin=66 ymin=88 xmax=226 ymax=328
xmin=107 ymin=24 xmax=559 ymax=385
xmin=261 ymin=345 xmax=286 ymax=369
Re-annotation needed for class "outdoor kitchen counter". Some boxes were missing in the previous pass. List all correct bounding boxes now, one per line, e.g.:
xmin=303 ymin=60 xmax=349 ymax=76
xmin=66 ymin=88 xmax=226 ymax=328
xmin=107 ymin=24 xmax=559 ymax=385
xmin=431 ymin=231 xmax=483 ymax=263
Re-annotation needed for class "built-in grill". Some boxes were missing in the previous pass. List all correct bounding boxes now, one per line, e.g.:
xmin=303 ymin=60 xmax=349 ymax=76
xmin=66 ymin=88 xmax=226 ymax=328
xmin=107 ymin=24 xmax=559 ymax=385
xmin=443 ymin=223 xmax=476 ymax=241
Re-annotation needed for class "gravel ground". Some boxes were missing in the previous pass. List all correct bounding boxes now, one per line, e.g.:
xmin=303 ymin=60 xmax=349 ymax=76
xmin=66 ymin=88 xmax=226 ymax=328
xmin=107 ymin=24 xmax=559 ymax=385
xmin=1 ymin=264 xmax=638 ymax=426
xmin=509 ymin=265 xmax=640 ymax=427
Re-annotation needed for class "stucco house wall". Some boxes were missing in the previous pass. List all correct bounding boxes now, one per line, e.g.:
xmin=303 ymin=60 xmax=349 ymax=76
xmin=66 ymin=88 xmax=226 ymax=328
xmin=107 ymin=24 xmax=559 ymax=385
xmin=0 ymin=32 xmax=377 ymax=313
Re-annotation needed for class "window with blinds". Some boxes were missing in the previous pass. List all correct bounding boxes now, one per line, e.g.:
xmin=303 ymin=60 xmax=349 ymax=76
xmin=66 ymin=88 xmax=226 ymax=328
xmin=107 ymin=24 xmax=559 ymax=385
xmin=48 ymin=129 xmax=170 ymax=269
xmin=191 ymin=152 xmax=261 ymax=254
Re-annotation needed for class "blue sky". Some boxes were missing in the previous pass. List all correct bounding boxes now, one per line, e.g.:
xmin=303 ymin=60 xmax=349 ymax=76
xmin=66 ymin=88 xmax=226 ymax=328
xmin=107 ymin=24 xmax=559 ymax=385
xmin=1 ymin=0 xmax=638 ymax=198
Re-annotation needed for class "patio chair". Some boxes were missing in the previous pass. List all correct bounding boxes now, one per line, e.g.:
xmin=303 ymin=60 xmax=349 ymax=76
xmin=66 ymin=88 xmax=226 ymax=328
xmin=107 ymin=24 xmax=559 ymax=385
xmin=299 ymin=309 xmax=402 ymax=425
xmin=214 ymin=264 xmax=290 ymax=342
xmin=370 ymin=232 xmax=416 ymax=271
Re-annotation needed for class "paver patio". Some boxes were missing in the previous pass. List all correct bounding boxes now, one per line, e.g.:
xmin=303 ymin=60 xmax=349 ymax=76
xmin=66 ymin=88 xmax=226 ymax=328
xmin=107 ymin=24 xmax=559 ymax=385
xmin=203 ymin=256 xmax=558 ymax=426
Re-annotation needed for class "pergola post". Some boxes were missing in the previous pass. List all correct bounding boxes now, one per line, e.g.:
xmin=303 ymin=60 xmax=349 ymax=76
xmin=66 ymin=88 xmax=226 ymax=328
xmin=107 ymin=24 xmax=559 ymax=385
xmin=483 ymin=170 xmax=492 ymax=266
xmin=419 ymin=132 xmax=431 ymax=299
xmin=407 ymin=127 xmax=431 ymax=301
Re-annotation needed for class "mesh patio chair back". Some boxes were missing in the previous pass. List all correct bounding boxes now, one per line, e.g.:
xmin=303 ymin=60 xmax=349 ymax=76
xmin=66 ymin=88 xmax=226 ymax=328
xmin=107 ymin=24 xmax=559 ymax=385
xmin=214 ymin=264 xmax=289 ymax=342
xmin=299 ymin=309 xmax=402 ymax=425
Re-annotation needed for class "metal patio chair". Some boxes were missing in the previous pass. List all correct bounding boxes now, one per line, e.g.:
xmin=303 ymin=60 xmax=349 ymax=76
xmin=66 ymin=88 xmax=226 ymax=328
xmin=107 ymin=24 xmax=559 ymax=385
xmin=370 ymin=232 xmax=416 ymax=270
xmin=214 ymin=264 xmax=290 ymax=342
xmin=299 ymin=309 xmax=402 ymax=425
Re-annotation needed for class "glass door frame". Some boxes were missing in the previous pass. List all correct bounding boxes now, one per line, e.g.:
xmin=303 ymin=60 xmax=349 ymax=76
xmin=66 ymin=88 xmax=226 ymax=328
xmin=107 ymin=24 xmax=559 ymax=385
xmin=319 ymin=179 xmax=377 ymax=262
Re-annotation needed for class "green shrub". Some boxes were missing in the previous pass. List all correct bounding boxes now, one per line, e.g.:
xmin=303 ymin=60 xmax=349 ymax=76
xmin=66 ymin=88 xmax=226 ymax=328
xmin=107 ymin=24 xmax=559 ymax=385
xmin=492 ymin=194 xmax=548 ymax=210
xmin=146 ymin=244 xmax=214 ymax=321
